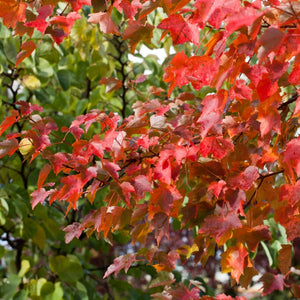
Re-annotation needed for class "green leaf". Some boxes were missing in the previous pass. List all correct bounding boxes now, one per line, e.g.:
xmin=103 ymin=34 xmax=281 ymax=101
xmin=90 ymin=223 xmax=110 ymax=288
xmin=0 ymin=274 xmax=21 ymax=299
xmin=109 ymin=279 xmax=132 ymax=292
xmin=57 ymin=69 xmax=72 ymax=91
xmin=75 ymin=99 xmax=89 ymax=115
xmin=261 ymin=241 xmax=273 ymax=267
xmin=22 ymin=218 xmax=38 ymax=240
xmin=37 ymin=58 xmax=54 ymax=78
xmin=40 ymin=281 xmax=55 ymax=297
xmin=49 ymin=255 xmax=83 ymax=283
xmin=3 ymin=38 xmax=17 ymax=65
xmin=13 ymin=289 xmax=28 ymax=300
xmin=33 ymin=225 xmax=46 ymax=250
xmin=43 ymin=218 xmax=60 ymax=240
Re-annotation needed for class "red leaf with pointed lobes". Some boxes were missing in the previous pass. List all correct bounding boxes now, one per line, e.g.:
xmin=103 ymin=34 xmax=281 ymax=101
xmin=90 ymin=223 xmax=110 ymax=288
xmin=25 ymin=19 xmax=49 ymax=34
xmin=280 ymin=181 xmax=300 ymax=207
xmin=198 ymin=210 xmax=242 ymax=244
xmin=234 ymin=225 xmax=271 ymax=252
xmin=154 ymin=151 xmax=172 ymax=185
xmin=284 ymin=215 xmax=300 ymax=241
xmin=99 ymin=77 xmax=122 ymax=92
xmin=88 ymin=12 xmax=120 ymax=35
xmin=102 ymin=160 xmax=121 ymax=180
xmin=221 ymin=243 xmax=252 ymax=283
xmin=123 ymin=21 xmax=154 ymax=52
xmin=150 ymin=184 xmax=182 ymax=218
xmin=256 ymin=75 xmax=278 ymax=102
xmin=37 ymin=164 xmax=52 ymax=191
xmin=163 ymin=52 xmax=218 ymax=96
xmin=116 ymin=0 xmax=142 ymax=20
xmin=193 ymin=0 xmax=240 ymax=29
xmin=120 ymin=181 xmax=135 ymax=206
xmin=283 ymin=137 xmax=300 ymax=175
xmin=0 ymin=110 xmax=20 ymax=136
xmin=229 ymin=80 xmax=252 ymax=102
xmin=196 ymin=92 xmax=227 ymax=138
xmin=151 ymin=212 xmax=169 ymax=245
xmin=49 ymin=12 xmax=81 ymax=42
xmin=133 ymin=175 xmax=152 ymax=199
xmin=169 ymin=284 xmax=200 ymax=300
xmin=16 ymin=101 xmax=43 ymax=116
xmin=103 ymin=253 xmax=136 ymax=278
xmin=261 ymin=273 xmax=285 ymax=296
xmin=257 ymin=27 xmax=284 ymax=61
xmin=200 ymin=136 xmax=234 ymax=159
xmin=228 ymin=166 xmax=259 ymax=191
xmin=225 ymin=7 xmax=263 ymax=36
xmin=208 ymin=180 xmax=227 ymax=198
xmin=0 ymin=139 xmax=19 ymax=158
xmin=15 ymin=41 xmax=36 ymax=67
xmin=158 ymin=14 xmax=199 ymax=45
xmin=31 ymin=188 xmax=50 ymax=209
xmin=257 ymin=105 xmax=281 ymax=137
xmin=153 ymin=250 xmax=179 ymax=272
xmin=63 ymin=222 xmax=83 ymax=244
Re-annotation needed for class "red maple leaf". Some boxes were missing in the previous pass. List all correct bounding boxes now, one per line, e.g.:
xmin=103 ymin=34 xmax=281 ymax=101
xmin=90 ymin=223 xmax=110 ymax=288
xmin=200 ymin=136 xmax=234 ymax=159
xmin=16 ymin=101 xmax=43 ymax=116
xmin=261 ymin=273 xmax=285 ymax=296
xmin=228 ymin=166 xmax=259 ymax=190
xmin=158 ymin=14 xmax=199 ymax=45
xmin=37 ymin=164 xmax=52 ymax=191
xmin=103 ymin=253 xmax=136 ymax=278
xmin=196 ymin=92 xmax=226 ymax=138
xmin=0 ymin=139 xmax=19 ymax=158
xmin=198 ymin=210 xmax=242 ymax=244
xmin=283 ymin=137 xmax=300 ymax=175
xmin=221 ymin=243 xmax=252 ymax=283
xmin=63 ymin=222 xmax=83 ymax=244
xmin=0 ymin=110 xmax=20 ymax=136
xmin=123 ymin=21 xmax=154 ymax=52
xmin=15 ymin=40 xmax=36 ymax=67
xmin=193 ymin=0 xmax=240 ymax=29
xmin=31 ymin=188 xmax=50 ymax=209
xmin=163 ymin=52 xmax=218 ymax=96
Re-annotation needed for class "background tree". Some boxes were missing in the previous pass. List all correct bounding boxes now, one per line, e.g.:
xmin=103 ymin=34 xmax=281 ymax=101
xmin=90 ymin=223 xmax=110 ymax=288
xmin=0 ymin=0 xmax=300 ymax=299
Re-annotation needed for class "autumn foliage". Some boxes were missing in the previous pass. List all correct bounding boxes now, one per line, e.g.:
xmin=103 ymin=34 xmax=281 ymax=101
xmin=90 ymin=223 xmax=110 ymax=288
xmin=1 ymin=0 xmax=300 ymax=298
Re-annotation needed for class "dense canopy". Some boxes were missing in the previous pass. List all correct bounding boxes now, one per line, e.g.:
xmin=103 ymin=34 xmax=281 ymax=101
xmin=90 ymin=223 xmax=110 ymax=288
xmin=0 ymin=0 xmax=300 ymax=299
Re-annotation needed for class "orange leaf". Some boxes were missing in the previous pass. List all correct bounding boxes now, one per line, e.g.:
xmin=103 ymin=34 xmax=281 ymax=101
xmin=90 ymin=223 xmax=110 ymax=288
xmin=0 ymin=110 xmax=20 ymax=136
xmin=278 ymin=244 xmax=292 ymax=274
xmin=37 ymin=164 xmax=52 ymax=191
xmin=221 ymin=243 xmax=251 ymax=283
xmin=15 ymin=41 xmax=36 ymax=67
xmin=0 ymin=0 xmax=26 ymax=29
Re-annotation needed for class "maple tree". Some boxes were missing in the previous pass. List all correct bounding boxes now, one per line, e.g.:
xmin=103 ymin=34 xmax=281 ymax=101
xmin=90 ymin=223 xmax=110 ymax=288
xmin=0 ymin=0 xmax=300 ymax=298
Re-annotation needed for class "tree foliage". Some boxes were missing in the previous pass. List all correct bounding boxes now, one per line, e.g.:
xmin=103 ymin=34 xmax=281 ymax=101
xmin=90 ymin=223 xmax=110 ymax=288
xmin=0 ymin=0 xmax=300 ymax=299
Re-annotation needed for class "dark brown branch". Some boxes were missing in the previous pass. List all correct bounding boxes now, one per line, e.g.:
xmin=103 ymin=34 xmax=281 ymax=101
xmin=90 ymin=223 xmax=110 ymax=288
xmin=278 ymin=93 xmax=299 ymax=110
